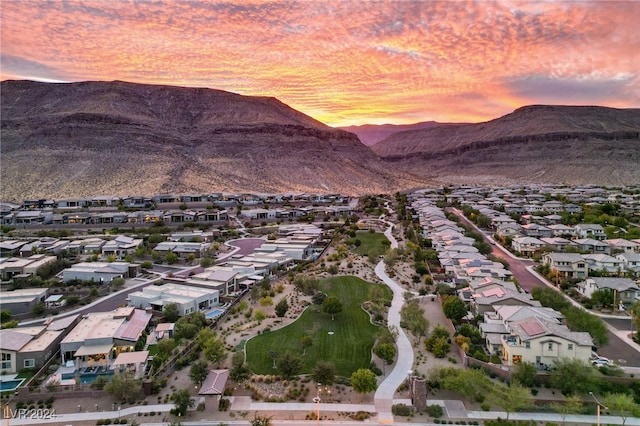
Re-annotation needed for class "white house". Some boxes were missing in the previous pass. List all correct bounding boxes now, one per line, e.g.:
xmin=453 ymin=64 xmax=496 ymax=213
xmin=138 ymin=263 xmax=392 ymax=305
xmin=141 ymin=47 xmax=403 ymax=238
xmin=577 ymin=277 xmax=640 ymax=305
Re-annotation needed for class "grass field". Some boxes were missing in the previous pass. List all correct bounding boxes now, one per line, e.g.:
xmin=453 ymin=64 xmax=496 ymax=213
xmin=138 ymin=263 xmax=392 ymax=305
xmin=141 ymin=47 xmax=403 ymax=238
xmin=353 ymin=230 xmax=390 ymax=256
xmin=246 ymin=276 xmax=390 ymax=376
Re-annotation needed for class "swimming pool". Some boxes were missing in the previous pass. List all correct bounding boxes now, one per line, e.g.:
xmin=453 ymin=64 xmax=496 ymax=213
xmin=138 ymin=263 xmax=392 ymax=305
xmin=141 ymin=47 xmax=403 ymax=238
xmin=206 ymin=308 xmax=224 ymax=319
xmin=61 ymin=370 xmax=114 ymax=384
xmin=0 ymin=378 xmax=24 ymax=392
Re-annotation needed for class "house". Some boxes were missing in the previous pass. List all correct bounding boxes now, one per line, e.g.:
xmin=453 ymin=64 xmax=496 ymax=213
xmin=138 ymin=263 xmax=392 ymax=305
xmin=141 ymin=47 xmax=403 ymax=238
xmin=101 ymin=236 xmax=143 ymax=259
xmin=605 ymin=239 xmax=640 ymax=254
xmin=127 ymin=283 xmax=220 ymax=316
xmin=60 ymin=307 xmax=152 ymax=367
xmin=496 ymin=223 xmax=523 ymax=238
xmin=501 ymin=316 xmax=593 ymax=368
xmin=521 ymin=224 xmax=553 ymax=238
xmin=577 ymin=277 xmax=640 ymax=305
xmin=0 ymin=288 xmax=48 ymax=315
xmin=61 ymin=262 xmax=138 ymax=284
xmin=547 ymin=224 xmax=576 ymax=238
xmin=0 ymin=254 xmax=57 ymax=280
xmin=542 ymin=253 xmax=588 ymax=279
xmin=471 ymin=289 xmax=541 ymax=316
xmin=573 ymin=238 xmax=611 ymax=254
xmin=616 ymin=252 xmax=640 ymax=276
xmin=540 ymin=237 xmax=575 ymax=253
xmin=575 ymin=224 xmax=607 ymax=240
xmin=0 ymin=315 xmax=78 ymax=373
xmin=154 ymin=241 xmax=209 ymax=259
xmin=189 ymin=269 xmax=238 ymax=295
xmin=583 ymin=254 xmax=624 ymax=274
xmin=512 ymin=237 xmax=547 ymax=256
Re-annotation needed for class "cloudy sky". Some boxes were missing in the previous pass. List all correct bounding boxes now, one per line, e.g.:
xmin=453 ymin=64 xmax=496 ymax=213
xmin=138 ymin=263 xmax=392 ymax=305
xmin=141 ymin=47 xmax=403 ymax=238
xmin=1 ymin=0 xmax=638 ymax=126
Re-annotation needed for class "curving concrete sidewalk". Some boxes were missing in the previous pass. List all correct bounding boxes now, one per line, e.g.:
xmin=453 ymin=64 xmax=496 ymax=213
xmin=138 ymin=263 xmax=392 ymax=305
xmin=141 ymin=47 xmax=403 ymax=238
xmin=373 ymin=223 xmax=415 ymax=423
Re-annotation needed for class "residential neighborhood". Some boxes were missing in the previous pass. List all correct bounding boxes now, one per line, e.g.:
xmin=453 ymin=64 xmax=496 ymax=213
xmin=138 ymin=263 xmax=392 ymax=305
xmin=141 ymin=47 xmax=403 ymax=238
xmin=1 ymin=185 xmax=639 ymax=424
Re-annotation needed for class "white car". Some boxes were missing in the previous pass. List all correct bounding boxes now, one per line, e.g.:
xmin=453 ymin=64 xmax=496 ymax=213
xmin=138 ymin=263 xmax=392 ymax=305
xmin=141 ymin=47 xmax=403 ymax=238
xmin=590 ymin=357 xmax=614 ymax=368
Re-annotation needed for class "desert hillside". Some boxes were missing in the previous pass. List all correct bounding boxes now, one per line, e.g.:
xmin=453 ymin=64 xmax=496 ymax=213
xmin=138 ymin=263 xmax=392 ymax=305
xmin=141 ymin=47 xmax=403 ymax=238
xmin=0 ymin=80 xmax=423 ymax=201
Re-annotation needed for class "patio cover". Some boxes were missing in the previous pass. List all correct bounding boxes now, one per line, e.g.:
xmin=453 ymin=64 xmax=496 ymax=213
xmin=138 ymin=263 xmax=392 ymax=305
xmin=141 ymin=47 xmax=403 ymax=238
xmin=198 ymin=369 xmax=229 ymax=395
xmin=112 ymin=350 xmax=149 ymax=367
xmin=74 ymin=343 xmax=113 ymax=357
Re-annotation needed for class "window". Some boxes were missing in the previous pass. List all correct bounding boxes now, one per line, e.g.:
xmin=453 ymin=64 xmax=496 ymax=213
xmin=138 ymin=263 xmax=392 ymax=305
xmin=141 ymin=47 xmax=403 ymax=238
xmin=548 ymin=343 xmax=553 ymax=351
xmin=568 ymin=344 xmax=573 ymax=350
xmin=24 ymin=359 xmax=35 ymax=368
xmin=525 ymin=341 xmax=530 ymax=349
xmin=1 ymin=353 xmax=11 ymax=369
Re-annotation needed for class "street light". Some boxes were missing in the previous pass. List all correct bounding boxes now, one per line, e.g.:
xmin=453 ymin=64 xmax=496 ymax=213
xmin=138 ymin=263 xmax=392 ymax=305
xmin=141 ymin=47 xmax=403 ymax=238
xmin=589 ymin=392 xmax=608 ymax=426
xmin=313 ymin=383 xmax=321 ymax=426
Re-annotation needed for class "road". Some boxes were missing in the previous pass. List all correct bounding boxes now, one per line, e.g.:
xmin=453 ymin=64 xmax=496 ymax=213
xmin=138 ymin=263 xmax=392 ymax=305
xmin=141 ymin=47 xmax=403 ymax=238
xmin=449 ymin=208 xmax=640 ymax=367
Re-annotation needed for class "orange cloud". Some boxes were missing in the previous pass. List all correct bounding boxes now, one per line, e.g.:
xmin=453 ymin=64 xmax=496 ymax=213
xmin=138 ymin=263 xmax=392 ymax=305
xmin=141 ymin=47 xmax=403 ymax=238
xmin=1 ymin=0 xmax=638 ymax=126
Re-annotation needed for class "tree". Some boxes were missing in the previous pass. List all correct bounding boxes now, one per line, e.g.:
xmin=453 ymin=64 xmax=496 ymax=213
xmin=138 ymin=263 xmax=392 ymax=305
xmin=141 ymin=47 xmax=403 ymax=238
xmin=111 ymin=277 xmax=126 ymax=289
xmin=322 ymin=296 xmax=343 ymax=320
xmin=275 ymin=298 xmax=289 ymax=318
xmin=163 ymin=303 xmax=180 ymax=322
xmin=425 ymin=325 xmax=450 ymax=352
xmin=373 ymin=343 xmax=396 ymax=375
xmin=602 ymin=393 xmax=640 ymax=426
xmin=550 ymin=358 xmax=598 ymax=395
xmin=400 ymin=300 xmax=429 ymax=347
xmin=230 ymin=351 xmax=251 ymax=382
xmin=431 ymin=337 xmax=450 ymax=358
xmin=551 ymin=395 xmax=583 ymax=426
xmin=170 ymin=389 xmax=194 ymax=417
xmin=200 ymin=256 xmax=213 ymax=268
xmin=189 ymin=360 xmax=209 ymax=386
xmin=104 ymin=371 xmax=141 ymax=402
xmin=487 ymin=382 xmax=532 ymax=420
xmin=203 ymin=337 xmax=226 ymax=365
xmin=31 ymin=301 xmax=46 ymax=316
xmin=442 ymin=296 xmax=468 ymax=324
xmin=300 ymin=334 xmax=313 ymax=355
xmin=157 ymin=338 xmax=176 ymax=357
xmin=591 ymin=289 xmax=614 ymax=308
xmin=276 ymin=352 xmax=302 ymax=379
xmin=0 ymin=310 xmax=11 ymax=323
xmin=512 ymin=361 xmax=538 ymax=388
xmin=165 ymin=251 xmax=179 ymax=265
xmin=254 ymin=309 xmax=266 ymax=323
xmin=442 ymin=367 xmax=492 ymax=402
xmin=312 ymin=361 xmax=336 ymax=386
xmin=350 ymin=368 xmax=377 ymax=394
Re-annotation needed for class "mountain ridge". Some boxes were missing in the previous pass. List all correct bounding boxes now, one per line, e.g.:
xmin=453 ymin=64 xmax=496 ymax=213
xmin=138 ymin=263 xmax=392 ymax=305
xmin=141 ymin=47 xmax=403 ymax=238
xmin=2 ymin=80 xmax=639 ymax=202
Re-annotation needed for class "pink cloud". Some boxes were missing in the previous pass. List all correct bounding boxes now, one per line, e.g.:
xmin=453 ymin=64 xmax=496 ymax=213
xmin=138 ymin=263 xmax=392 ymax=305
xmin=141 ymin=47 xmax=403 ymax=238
xmin=1 ymin=0 xmax=638 ymax=125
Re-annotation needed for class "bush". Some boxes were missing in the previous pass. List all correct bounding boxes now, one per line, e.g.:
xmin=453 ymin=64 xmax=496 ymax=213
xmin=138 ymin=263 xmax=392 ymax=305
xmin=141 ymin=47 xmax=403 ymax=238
xmin=426 ymin=404 xmax=444 ymax=418
xmin=392 ymin=403 xmax=413 ymax=416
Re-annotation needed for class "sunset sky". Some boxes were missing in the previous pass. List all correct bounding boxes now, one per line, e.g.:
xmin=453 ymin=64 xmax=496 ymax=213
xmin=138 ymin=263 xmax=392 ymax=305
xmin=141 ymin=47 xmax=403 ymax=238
xmin=1 ymin=0 xmax=638 ymax=126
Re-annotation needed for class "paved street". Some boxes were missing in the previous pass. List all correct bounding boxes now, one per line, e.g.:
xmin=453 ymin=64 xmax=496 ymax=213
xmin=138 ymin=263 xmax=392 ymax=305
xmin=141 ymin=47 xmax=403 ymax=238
xmin=449 ymin=208 xmax=640 ymax=368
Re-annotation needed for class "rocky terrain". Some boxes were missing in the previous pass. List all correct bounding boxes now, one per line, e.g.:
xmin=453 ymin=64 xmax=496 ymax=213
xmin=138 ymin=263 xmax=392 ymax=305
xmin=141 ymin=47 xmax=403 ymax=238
xmin=371 ymin=105 xmax=640 ymax=185
xmin=339 ymin=121 xmax=464 ymax=146
xmin=1 ymin=80 xmax=639 ymax=202
xmin=0 ymin=80 xmax=422 ymax=201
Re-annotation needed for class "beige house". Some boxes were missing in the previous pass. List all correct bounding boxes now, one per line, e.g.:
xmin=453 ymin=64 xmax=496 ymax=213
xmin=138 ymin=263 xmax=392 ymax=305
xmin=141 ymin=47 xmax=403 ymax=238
xmin=501 ymin=316 xmax=593 ymax=369
xmin=542 ymin=253 xmax=588 ymax=279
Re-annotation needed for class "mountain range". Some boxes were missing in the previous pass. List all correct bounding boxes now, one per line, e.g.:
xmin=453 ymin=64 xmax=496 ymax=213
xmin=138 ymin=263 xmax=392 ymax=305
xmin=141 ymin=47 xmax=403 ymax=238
xmin=1 ymin=80 xmax=639 ymax=202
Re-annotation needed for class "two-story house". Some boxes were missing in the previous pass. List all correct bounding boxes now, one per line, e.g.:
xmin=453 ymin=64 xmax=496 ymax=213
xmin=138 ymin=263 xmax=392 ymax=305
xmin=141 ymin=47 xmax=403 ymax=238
xmin=542 ymin=253 xmax=588 ymax=279
xmin=575 ymin=224 xmax=607 ymax=240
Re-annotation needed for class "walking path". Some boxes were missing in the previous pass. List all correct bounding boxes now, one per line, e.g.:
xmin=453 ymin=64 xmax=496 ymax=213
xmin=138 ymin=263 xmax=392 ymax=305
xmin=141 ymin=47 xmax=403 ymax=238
xmin=372 ymin=222 xmax=415 ymax=423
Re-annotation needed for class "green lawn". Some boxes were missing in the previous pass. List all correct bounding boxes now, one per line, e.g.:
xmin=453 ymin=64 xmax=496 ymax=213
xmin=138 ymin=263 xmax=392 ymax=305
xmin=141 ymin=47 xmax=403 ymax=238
xmin=246 ymin=276 xmax=389 ymax=376
xmin=353 ymin=230 xmax=389 ymax=256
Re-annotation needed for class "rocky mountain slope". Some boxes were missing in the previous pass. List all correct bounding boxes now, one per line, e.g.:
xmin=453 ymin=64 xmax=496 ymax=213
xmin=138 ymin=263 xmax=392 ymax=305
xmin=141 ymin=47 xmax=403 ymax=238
xmin=0 ymin=80 xmax=422 ymax=201
xmin=372 ymin=105 xmax=640 ymax=185
xmin=2 ymin=80 xmax=638 ymax=202
xmin=338 ymin=121 xmax=464 ymax=146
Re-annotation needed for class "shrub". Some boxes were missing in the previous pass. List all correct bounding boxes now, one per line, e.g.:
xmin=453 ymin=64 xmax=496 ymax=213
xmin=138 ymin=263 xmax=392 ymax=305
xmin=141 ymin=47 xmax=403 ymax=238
xmin=427 ymin=404 xmax=444 ymax=418
xmin=392 ymin=404 xmax=413 ymax=416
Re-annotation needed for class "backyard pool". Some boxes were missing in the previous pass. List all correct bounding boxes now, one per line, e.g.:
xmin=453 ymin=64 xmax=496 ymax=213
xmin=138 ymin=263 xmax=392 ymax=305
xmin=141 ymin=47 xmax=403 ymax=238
xmin=0 ymin=378 xmax=24 ymax=392
xmin=61 ymin=369 xmax=114 ymax=384
xmin=206 ymin=308 xmax=224 ymax=319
